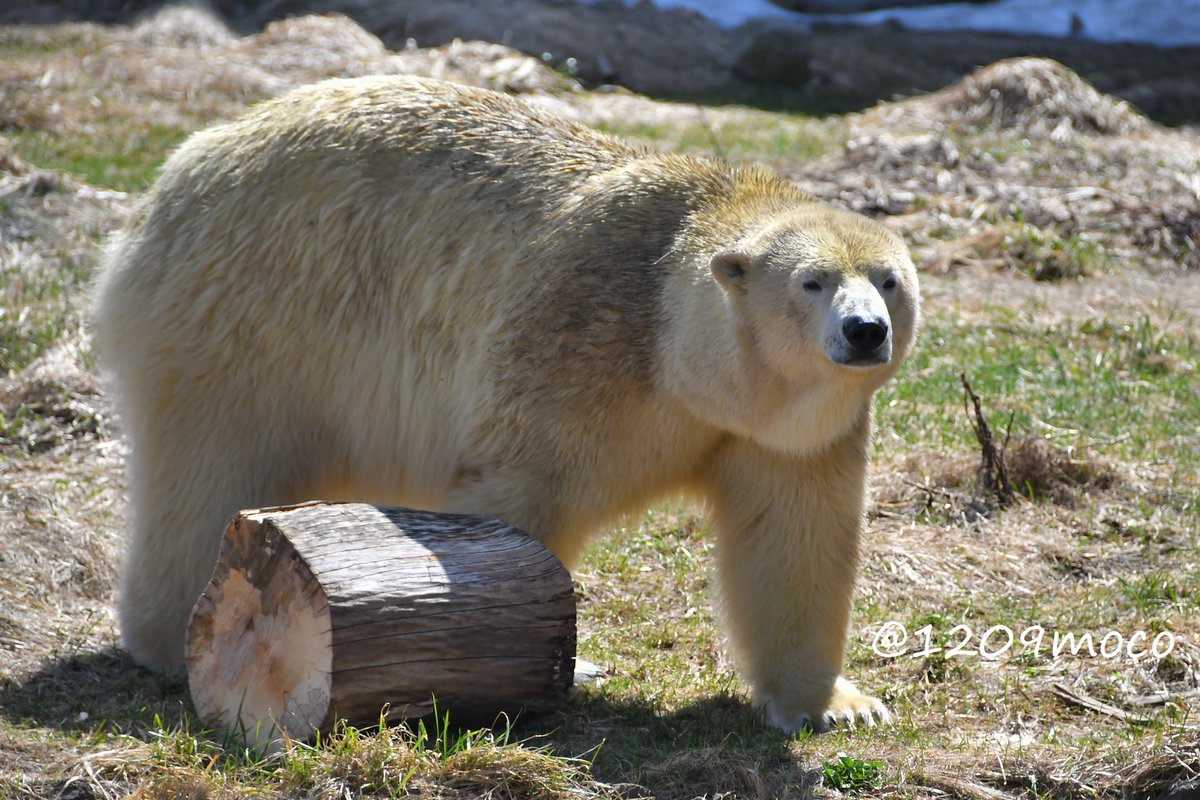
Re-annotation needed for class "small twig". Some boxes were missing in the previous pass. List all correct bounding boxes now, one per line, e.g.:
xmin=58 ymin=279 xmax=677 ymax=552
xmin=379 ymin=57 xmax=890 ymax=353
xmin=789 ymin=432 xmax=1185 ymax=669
xmin=1051 ymin=681 xmax=1152 ymax=724
xmin=900 ymin=477 xmax=958 ymax=497
xmin=918 ymin=773 xmax=1017 ymax=800
xmin=1128 ymin=688 xmax=1200 ymax=707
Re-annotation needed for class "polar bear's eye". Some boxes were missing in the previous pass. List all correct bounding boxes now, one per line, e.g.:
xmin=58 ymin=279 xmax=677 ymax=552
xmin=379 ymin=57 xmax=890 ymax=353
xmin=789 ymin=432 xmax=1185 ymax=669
xmin=882 ymin=276 xmax=898 ymax=290
xmin=802 ymin=280 xmax=821 ymax=293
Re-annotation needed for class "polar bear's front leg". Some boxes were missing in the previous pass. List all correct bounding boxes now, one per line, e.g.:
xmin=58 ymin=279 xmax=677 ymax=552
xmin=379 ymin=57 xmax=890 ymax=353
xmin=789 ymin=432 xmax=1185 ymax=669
xmin=704 ymin=420 xmax=891 ymax=733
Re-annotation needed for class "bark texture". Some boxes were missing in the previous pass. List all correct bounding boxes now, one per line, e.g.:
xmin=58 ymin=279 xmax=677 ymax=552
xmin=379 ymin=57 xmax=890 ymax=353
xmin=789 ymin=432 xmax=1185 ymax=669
xmin=186 ymin=502 xmax=576 ymax=744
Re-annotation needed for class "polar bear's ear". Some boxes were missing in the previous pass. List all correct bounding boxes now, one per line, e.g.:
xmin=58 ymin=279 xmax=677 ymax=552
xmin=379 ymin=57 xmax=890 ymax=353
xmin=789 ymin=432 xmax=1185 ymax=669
xmin=710 ymin=251 xmax=753 ymax=294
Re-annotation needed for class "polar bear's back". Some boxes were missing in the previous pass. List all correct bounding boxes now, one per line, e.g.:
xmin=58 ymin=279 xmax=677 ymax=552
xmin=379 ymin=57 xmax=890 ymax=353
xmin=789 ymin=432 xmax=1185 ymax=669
xmin=95 ymin=77 xmax=644 ymax=506
xmin=103 ymin=76 xmax=637 ymax=326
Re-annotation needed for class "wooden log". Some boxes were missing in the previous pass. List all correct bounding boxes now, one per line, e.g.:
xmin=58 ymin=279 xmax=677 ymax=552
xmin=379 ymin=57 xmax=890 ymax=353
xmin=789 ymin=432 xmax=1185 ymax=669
xmin=185 ymin=502 xmax=576 ymax=745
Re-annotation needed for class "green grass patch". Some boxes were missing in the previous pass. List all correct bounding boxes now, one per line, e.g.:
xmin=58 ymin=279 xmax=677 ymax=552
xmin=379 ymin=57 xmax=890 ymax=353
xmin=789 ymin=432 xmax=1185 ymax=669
xmin=593 ymin=112 xmax=842 ymax=165
xmin=877 ymin=310 xmax=1200 ymax=487
xmin=8 ymin=122 xmax=185 ymax=193
xmin=0 ymin=304 xmax=72 ymax=374
xmin=0 ymin=26 xmax=100 ymax=59
xmin=0 ymin=250 xmax=91 ymax=374
xmin=1001 ymin=221 xmax=1109 ymax=280
xmin=1117 ymin=571 xmax=1198 ymax=619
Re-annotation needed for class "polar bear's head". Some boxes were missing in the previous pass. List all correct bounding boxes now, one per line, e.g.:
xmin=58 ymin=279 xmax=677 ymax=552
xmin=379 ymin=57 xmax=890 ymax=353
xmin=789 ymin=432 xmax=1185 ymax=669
xmin=710 ymin=205 xmax=919 ymax=385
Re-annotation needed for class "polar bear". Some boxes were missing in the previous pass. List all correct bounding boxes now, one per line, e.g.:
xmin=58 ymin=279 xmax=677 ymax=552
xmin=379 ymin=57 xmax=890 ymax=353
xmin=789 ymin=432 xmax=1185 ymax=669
xmin=94 ymin=76 xmax=918 ymax=732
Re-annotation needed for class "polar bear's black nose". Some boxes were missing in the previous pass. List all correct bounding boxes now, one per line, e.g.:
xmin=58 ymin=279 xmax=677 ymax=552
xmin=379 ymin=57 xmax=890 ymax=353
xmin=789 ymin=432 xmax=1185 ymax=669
xmin=843 ymin=316 xmax=889 ymax=354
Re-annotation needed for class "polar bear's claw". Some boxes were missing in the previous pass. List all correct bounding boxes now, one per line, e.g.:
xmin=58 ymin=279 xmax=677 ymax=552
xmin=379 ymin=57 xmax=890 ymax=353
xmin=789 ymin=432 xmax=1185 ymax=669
xmin=762 ymin=677 xmax=893 ymax=734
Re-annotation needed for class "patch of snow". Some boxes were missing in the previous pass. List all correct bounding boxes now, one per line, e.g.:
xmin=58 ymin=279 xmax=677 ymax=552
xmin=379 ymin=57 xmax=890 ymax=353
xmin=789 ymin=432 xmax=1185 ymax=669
xmin=813 ymin=0 xmax=1200 ymax=47
xmin=578 ymin=0 xmax=1200 ymax=47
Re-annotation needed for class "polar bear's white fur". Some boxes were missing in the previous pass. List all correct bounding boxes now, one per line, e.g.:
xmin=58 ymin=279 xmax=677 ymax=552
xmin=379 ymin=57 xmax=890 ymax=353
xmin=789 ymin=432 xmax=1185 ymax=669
xmin=95 ymin=76 xmax=919 ymax=732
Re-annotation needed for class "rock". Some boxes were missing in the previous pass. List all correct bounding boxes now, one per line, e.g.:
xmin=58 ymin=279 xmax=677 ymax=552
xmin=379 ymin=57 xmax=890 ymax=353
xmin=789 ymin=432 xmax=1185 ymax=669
xmin=1160 ymin=778 xmax=1200 ymax=800
xmin=733 ymin=21 xmax=812 ymax=86
xmin=124 ymin=4 xmax=236 ymax=49
xmin=1115 ymin=77 xmax=1200 ymax=124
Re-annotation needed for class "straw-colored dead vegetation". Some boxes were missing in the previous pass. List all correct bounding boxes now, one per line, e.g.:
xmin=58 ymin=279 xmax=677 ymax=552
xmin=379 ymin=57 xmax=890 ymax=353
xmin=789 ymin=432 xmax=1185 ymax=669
xmin=869 ymin=57 xmax=1150 ymax=139
xmin=1 ymin=6 xmax=1198 ymax=799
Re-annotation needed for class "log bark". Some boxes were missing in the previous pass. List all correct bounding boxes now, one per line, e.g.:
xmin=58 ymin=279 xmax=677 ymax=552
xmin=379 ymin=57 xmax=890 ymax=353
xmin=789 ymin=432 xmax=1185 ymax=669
xmin=185 ymin=502 xmax=576 ymax=745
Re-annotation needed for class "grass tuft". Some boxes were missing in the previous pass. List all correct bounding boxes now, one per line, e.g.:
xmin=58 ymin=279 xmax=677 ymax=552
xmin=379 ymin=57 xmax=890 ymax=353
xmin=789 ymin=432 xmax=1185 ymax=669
xmin=821 ymin=753 xmax=884 ymax=793
xmin=1000 ymin=220 xmax=1106 ymax=281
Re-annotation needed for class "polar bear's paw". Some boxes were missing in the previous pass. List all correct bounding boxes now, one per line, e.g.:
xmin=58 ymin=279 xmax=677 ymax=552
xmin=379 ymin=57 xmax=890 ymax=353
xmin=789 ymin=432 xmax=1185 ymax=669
xmin=762 ymin=677 xmax=892 ymax=734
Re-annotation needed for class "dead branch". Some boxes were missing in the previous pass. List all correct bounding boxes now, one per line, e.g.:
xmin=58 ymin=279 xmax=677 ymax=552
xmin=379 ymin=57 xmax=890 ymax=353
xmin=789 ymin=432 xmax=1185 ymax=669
xmin=961 ymin=373 xmax=1017 ymax=513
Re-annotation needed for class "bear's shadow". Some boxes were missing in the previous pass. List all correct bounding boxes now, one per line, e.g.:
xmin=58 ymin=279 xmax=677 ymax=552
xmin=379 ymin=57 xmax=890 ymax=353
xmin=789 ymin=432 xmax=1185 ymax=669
xmin=0 ymin=648 xmax=192 ymax=737
xmin=1 ymin=651 xmax=819 ymax=796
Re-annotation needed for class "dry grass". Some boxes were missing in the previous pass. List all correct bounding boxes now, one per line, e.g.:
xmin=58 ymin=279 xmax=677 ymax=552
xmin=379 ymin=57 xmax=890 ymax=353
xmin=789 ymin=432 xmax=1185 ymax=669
xmin=1 ymin=9 xmax=1198 ymax=800
xmin=876 ymin=432 xmax=1121 ymax=521
xmin=866 ymin=57 xmax=1149 ymax=139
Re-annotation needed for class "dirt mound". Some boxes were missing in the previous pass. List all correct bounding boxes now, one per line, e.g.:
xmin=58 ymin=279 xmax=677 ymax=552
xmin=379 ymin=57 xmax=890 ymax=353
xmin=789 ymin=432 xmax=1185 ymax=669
xmin=796 ymin=54 xmax=1200 ymax=278
xmin=240 ymin=13 xmax=392 ymax=76
xmin=1004 ymin=435 xmax=1118 ymax=506
xmin=89 ymin=8 xmax=580 ymax=129
xmin=236 ymin=13 xmax=580 ymax=93
xmin=124 ymin=3 xmax=235 ymax=49
xmin=946 ymin=57 xmax=1148 ymax=137
xmin=866 ymin=57 xmax=1148 ymax=139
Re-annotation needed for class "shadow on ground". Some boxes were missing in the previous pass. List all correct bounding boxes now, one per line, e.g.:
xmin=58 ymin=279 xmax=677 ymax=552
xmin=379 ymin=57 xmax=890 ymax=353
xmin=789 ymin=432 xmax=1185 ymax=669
xmin=0 ymin=649 xmax=190 ymax=738
xmin=2 ymin=648 xmax=818 ymax=796
xmin=546 ymin=691 xmax=821 ymax=798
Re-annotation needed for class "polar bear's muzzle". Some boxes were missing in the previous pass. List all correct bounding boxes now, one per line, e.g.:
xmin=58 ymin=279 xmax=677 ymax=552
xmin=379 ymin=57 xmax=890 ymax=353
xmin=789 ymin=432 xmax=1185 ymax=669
xmin=825 ymin=281 xmax=893 ymax=367
xmin=839 ymin=314 xmax=891 ymax=366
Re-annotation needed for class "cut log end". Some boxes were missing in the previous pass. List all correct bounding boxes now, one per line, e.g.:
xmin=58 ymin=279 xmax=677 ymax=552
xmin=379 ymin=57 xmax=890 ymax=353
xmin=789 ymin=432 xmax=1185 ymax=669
xmin=186 ymin=511 xmax=335 ymax=741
